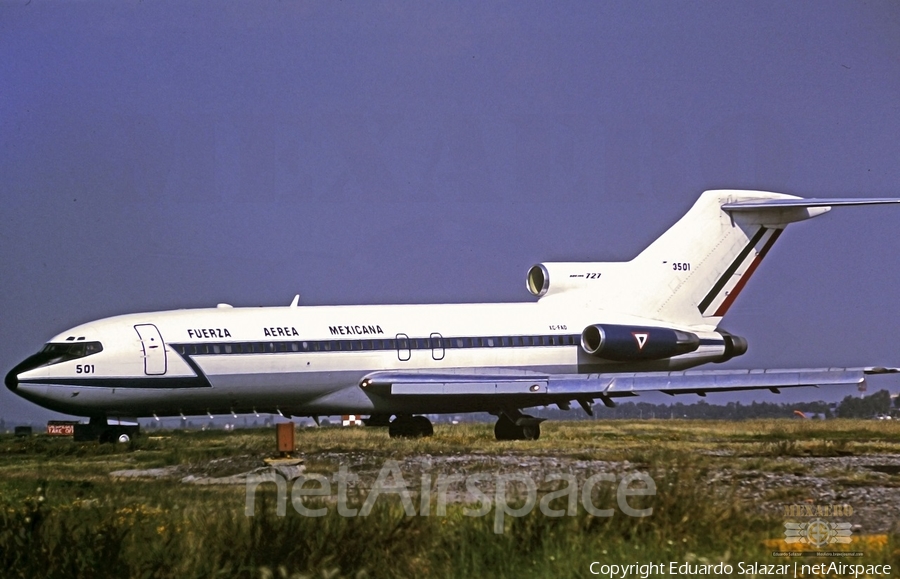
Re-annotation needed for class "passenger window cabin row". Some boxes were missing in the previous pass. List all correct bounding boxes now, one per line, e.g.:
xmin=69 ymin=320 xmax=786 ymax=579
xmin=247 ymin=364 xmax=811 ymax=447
xmin=173 ymin=334 xmax=580 ymax=356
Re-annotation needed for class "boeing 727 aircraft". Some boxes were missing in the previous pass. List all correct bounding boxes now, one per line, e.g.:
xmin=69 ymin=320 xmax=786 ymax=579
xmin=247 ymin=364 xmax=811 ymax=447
xmin=6 ymin=190 xmax=899 ymax=442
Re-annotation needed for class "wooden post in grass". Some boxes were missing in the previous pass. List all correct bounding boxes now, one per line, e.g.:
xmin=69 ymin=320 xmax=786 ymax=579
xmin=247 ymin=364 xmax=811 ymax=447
xmin=276 ymin=422 xmax=295 ymax=457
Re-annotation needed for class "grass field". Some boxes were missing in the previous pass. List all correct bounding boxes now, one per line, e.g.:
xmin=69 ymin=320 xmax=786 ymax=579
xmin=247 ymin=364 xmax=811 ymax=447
xmin=1 ymin=419 xmax=898 ymax=578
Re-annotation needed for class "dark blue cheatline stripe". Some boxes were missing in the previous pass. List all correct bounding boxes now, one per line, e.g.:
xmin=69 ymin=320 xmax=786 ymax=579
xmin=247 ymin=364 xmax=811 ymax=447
xmin=698 ymin=227 xmax=767 ymax=314
xmin=170 ymin=335 xmax=726 ymax=356
xmin=170 ymin=334 xmax=583 ymax=356
xmin=171 ymin=349 xmax=213 ymax=387
xmin=20 ymin=376 xmax=211 ymax=389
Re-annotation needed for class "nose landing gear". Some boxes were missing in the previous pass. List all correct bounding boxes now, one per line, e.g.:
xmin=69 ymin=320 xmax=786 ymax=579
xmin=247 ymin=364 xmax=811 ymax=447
xmin=74 ymin=417 xmax=139 ymax=444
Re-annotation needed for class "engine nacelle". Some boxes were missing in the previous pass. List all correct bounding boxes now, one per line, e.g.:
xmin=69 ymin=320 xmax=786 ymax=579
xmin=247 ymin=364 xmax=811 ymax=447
xmin=716 ymin=331 xmax=748 ymax=362
xmin=527 ymin=262 xmax=611 ymax=298
xmin=580 ymin=324 xmax=701 ymax=361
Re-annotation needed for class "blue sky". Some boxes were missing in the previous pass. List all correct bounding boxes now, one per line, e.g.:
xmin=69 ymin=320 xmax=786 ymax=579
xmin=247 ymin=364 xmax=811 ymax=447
xmin=2 ymin=1 xmax=899 ymax=423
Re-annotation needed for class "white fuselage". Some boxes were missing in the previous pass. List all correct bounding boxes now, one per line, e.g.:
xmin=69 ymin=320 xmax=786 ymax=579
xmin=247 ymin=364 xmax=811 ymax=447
xmin=11 ymin=301 xmax=728 ymax=419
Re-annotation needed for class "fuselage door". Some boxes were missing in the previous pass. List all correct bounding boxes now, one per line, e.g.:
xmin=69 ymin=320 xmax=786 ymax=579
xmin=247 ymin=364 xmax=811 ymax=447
xmin=430 ymin=333 xmax=444 ymax=361
xmin=396 ymin=333 xmax=411 ymax=361
xmin=134 ymin=324 xmax=167 ymax=375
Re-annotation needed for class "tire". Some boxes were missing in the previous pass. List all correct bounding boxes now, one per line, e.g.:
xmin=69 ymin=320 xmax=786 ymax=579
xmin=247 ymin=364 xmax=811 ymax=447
xmin=494 ymin=415 xmax=520 ymax=440
xmin=388 ymin=416 xmax=412 ymax=438
xmin=411 ymin=415 xmax=434 ymax=437
xmin=495 ymin=415 xmax=541 ymax=440
xmin=389 ymin=415 xmax=433 ymax=438
xmin=521 ymin=424 xmax=541 ymax=440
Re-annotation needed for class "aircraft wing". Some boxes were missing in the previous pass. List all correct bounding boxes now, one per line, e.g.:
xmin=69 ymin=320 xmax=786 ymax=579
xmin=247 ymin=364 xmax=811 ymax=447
xmin=360 ymin=367 xmax=897 ymax=410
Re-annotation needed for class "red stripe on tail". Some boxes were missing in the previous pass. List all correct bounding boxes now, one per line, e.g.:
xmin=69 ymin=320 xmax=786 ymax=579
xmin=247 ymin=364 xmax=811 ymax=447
xmin=713 ymin=228 xmax=783 ymax=317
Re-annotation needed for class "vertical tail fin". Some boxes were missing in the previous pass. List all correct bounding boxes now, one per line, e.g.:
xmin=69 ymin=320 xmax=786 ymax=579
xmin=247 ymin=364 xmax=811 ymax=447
xmin=616 ymin=191 xmax=900 ymax=326
xmin=624 ymin=190 xmax=807 ymax=326
xmin=535 ymin=190 xmax=898 ymax=328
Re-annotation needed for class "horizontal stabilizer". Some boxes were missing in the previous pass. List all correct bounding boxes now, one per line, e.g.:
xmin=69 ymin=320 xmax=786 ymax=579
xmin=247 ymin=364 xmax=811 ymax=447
xmin=723 ymin=198 xmax=900 ymax=210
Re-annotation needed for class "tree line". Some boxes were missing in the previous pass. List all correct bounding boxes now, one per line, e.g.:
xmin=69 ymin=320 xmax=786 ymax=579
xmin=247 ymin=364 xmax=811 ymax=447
xmin=533 ymin=389 xmax=897 ymax=420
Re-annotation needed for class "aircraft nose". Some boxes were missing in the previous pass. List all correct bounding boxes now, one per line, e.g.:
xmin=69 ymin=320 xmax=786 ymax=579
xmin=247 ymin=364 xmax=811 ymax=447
xmin=5 ymin=367 xmax=18 ymax=392
xmin=6 ymin=350 xmax=51 ymax=393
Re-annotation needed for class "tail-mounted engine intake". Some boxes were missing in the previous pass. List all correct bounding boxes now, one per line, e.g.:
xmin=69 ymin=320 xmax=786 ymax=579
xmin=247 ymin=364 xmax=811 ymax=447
xmin=527 ymin=262 xmax=612 ymax=298
xmin=580 ymin=324 xmax=700 ymax=361
xmin=526 ymin=264 xmax=551 ymax=297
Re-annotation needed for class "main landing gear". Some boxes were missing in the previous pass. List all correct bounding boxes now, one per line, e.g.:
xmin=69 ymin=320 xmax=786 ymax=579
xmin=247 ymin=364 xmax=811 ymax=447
xmin=388 ymin=414 xmax=434 ymax=438
xmin=494 ymin=412 xmax=544 ymax=441
xmin=382 ymin=412 xmax=544 ymax=440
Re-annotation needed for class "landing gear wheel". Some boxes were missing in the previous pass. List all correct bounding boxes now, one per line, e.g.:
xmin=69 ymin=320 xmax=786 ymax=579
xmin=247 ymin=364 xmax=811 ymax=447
xmin=411 ymin=415 xmax=434 ymax=437
xmin=521 ymin=423 xmax=540 ymax=441
xmin=388 ymin=415 xmax=433 ymax=438
xmin=494 ymin=414 xmax=541 ymax=441
xmin=94 ymin=425 xmax=139 ymax=444
xmin=494 ymin=414 xmax=520 ymax=441
xmin=363 ymin=414 xmax=392 ymax=427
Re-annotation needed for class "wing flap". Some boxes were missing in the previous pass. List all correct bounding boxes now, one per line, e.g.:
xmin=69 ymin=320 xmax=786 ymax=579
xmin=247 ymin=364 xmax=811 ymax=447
xmin=599 ymin=368 xmax=866 ymax=396
xmin=391 ymin=380 xmax=548 ymax=396
xmin=361 ymin=371 xmax=548 ymax=396
xmin=360 ymin=367 xmax=894 ymax=400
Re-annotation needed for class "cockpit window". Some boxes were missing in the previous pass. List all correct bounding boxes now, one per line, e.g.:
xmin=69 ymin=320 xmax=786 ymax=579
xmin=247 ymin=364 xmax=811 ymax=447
xmin=38 ymin=341 xmax=103 ymax=366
